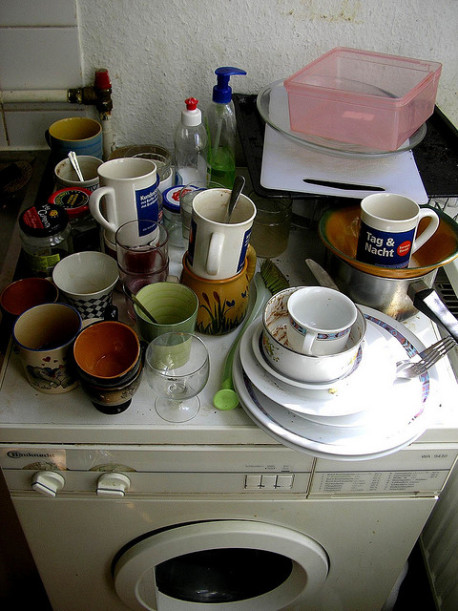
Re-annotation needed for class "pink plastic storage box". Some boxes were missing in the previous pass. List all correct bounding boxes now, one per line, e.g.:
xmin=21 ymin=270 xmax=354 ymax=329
xmin=284 ymin=48 xmax=442 ymax=151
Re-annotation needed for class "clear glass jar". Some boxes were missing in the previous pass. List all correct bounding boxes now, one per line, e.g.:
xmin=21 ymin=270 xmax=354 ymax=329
xmin=162 ymin=186 xmax=185 ymax=247
xmin=125 ymin=144 xmax=173 ymax=193
xmin=48 ymin=187 xmax=99 ymax=252
xmin=19 ymin=204 xmax=73 ymax=276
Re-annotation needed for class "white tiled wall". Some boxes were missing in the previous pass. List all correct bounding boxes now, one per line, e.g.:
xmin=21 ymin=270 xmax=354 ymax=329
xmin=0 ymin=0 xmax=86 ymax=149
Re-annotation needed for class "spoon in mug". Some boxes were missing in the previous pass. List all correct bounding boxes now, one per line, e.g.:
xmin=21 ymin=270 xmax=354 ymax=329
xmin=224 ymin=175 xmax=245 ymax=223
xmin=68 ymin=151 xmax=85 ymax=182
xmin=122 ymin=285 xmax=158 ymax=324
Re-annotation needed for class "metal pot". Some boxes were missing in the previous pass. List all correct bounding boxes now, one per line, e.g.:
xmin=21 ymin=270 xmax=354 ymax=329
xmin=326 ymin=252 xmax=458 ymax=341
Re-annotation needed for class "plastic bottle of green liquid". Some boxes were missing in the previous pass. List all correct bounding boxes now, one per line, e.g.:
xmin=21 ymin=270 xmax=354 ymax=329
xmin=206 ymin=67 xmax=246 ymax=189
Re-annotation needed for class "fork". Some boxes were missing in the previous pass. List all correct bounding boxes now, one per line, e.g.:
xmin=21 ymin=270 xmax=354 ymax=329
xmin=396 ymin=335 xmax=457 ymax=379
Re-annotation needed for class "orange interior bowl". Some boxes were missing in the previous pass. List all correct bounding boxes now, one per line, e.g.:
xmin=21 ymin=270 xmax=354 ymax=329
xmin=319 ymin=205 xmax=458 ymax=279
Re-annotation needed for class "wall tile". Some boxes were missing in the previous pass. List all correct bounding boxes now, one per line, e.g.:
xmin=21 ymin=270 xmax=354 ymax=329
xmin=5 ymin=107 xmax=86 ymax=148
xmin=0 ymin=27 xmax=81 ymax=89
xmin=0 ymin=0 xmax=76 ymax=27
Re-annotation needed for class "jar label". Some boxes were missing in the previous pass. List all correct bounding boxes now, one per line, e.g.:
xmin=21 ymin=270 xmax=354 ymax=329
xmin=25 ymin=252 xmax=62 ymax=274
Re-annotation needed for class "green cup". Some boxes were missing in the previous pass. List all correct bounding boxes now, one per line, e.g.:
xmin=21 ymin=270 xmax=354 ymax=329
xmin=146 ymin=332 xmax=193 ymax=370
xmin=134 ymin=282 xmax=199 ymax=342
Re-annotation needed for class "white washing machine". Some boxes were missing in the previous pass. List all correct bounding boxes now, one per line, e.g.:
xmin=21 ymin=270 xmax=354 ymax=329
xmin=2 ymin=440 xmax=457 ymax=611
xmin=1 ymin=299 xmax=457 ymax=610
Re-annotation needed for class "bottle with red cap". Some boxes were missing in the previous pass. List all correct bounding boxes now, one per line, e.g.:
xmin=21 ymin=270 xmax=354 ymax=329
xmin=173 ymin=97 xmax=208 ymax=186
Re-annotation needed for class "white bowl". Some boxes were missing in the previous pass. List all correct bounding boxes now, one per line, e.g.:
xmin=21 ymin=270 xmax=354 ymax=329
xmin=262 ymin=287 xmax=366 ymax=384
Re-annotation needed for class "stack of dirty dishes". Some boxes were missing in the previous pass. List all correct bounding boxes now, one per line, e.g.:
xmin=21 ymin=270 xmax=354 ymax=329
xmin=257 ymin=286 xmax=368 ymax=414
xmin=180 ymin=186 xmax=257 ymax=336
xmin=235 ymin=284 xmax=370 ymax=425
xmin=232 ymin=282 xmax=439 ymax=460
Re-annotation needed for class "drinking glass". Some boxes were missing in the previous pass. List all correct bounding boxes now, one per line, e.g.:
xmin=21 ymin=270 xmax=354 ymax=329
xmin=116 ymin=219 xmax=169 ymax=319
xmin=145 ymin=332 xmax=209 ymax=422
xmin=248 ymin=191 xmax=292 ymax=258
xmin=179 ymin=181 xmax=224 ymax=241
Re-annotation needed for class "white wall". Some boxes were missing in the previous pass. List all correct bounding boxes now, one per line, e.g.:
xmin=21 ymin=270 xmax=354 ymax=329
xmin=1 ymin=0 xmax=457 ymax=153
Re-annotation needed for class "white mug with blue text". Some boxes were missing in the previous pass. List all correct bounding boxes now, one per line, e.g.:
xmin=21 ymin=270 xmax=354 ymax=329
xmin=187 ymin=188 xmax=256 ymax=280
xmin=89 ymin=158 xmax=160 ymax=242
xmin=356 ymin=193 xmax=439 ymax=268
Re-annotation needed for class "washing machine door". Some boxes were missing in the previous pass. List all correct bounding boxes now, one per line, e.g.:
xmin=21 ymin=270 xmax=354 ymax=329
xmin=113 ymin=520 xmax=329 ymax=610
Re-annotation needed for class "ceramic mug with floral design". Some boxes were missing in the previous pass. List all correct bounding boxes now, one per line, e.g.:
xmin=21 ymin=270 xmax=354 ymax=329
xmin=13 ymin=303 xmax=82 ymax=393
xmin=180 ymin=245 xmax=256 ymax=335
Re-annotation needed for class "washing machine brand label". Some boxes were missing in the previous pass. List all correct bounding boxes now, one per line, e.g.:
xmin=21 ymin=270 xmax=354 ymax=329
xmin=0 ymin=448 xmax=66 ymax=470
xmin=7 ymin=451 xmax=56 ymax=459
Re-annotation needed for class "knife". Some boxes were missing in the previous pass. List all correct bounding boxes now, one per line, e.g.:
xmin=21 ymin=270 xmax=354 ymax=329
xmin=303 ymin=178 xmax=385 ymax=192
xmin=305 ymin=259 xmax=340 ymax=291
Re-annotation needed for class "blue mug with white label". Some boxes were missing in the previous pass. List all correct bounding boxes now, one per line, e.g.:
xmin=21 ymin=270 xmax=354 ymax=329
xmin=89 ymin=158 xmax=160 ymax=243
xmin=356 ymin=193 xmax=439 ymax=268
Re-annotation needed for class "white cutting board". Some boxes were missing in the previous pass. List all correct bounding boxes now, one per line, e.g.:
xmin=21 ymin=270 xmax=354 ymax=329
xmin=260 ymin=84 xmax=428 ymax=202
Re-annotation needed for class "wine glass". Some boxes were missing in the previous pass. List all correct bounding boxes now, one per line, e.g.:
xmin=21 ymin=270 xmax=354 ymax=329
xmin=145 ymin=332 xmax=209 ymax=422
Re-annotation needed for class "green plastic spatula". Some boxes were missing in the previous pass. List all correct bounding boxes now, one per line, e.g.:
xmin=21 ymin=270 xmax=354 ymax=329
xmin=213 ymin=273 xmax=272 ymax=410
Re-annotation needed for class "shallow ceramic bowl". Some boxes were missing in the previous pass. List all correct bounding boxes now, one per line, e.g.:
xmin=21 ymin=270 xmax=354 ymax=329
xmin=319 ymin=205 xmax=458 ymax=279
xmin=261 ymin=287 xmax=366 ymax=384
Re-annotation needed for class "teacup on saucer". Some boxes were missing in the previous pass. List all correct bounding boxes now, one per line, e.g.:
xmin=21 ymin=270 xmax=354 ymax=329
xmin=251 ymin=321 xmax=362 ymax=393
xmin=262 ymin=287 xmax=366 ymax=384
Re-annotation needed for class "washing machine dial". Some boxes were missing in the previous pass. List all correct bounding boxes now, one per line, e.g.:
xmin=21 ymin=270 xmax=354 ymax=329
xmin=32 ymin=471 xmax=65 ymax=497
xmin=96 ymin=472 xmax=131 ymax=497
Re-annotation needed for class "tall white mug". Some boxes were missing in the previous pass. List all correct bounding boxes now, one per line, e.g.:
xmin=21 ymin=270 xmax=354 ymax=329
xmin=187 ymin=189 xmax=256 ymax=280
xmin=89 ymin=158 xmax=160 ymax=242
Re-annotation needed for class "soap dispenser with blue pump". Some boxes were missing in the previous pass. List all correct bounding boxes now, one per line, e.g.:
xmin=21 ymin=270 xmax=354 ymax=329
xmin=206 ymin=67 xmax=247 ymax=188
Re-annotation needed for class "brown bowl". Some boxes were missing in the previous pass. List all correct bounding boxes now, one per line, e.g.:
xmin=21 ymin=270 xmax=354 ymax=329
xmin=319 ymin=205 xmax=458 ymax=279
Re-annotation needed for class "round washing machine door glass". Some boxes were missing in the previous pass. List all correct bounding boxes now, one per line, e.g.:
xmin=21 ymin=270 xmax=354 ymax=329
xmin=113 ymin=520 xmax=329 ymax=610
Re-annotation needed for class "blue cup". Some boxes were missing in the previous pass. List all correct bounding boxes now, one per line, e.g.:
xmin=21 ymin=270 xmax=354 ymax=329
xmin=45 ymin=117 xmax=103 ymax=161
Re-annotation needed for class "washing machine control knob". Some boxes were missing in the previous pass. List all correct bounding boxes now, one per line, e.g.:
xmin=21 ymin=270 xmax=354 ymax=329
xmin=32 ymin=471 xmax=65 ymax=497
xmin=96 ymin=473 xmax=131 ymax=497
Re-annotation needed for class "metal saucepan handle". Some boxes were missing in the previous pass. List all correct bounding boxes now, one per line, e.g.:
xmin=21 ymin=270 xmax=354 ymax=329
xmin=407 ymin=280 xmax=458 ymax=342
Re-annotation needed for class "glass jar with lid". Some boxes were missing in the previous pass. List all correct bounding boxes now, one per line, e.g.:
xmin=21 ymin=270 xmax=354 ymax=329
xmin=161 ymin=185 xmax=185 ymax=247
xmin=19 ymin=203 xmax=73 ymax=276
xmin=48 ymin=187 xmax=99 ymax=251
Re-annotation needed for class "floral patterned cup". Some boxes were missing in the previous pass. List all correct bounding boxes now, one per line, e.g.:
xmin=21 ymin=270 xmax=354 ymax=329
xmin=13 ymin=303 xmax=82 ymax=393
xmin=180 ymin=245 xmax=256 ymax=335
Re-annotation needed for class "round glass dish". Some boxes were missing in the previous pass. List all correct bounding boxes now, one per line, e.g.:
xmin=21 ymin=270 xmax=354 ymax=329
xmin=256 ymin=79 xmax=427 ymax=158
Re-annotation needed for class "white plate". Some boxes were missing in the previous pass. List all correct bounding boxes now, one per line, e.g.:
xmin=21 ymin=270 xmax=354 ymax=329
xmin=242 ymin=322 xmax=369 ymax=416
xmin=233 ymin=306 xmax=439 ymax=460
xmin=243 ymin=317 xmax=404 ymax=417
